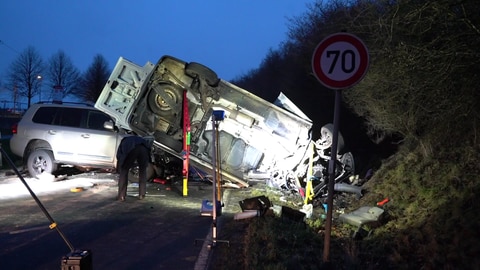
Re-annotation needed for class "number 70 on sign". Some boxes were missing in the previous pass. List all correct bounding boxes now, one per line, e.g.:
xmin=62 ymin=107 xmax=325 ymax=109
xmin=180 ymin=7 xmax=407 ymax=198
xmin=312 ymin=33 xmax=369 ymax=90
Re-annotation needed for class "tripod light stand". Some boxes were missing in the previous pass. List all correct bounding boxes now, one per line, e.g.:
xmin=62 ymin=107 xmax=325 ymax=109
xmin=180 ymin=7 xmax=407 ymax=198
xmin=209 ymin=110 xmax=229 ymax=247
xmin=195 ymin=110 xmax=230 ymax=249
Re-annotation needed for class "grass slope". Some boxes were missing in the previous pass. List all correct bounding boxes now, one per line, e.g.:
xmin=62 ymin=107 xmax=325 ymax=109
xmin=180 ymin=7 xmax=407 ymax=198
xmin=209 ymin=139 xmax=480 ymax=269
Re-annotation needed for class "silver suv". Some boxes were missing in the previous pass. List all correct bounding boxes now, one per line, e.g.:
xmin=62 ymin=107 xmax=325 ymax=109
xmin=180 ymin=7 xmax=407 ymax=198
xmin=10 ymin=102 xmax=127 ymax=178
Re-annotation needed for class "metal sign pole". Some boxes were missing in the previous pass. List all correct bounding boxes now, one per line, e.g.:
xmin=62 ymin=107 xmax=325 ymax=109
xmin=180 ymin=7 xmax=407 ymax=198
xmin=311 ymin=32 xmax=369 ymax=264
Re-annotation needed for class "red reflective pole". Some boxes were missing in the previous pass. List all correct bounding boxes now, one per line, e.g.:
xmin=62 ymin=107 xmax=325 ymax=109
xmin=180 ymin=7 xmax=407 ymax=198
xmin=182 ymin=89 xmax=190 ymax=196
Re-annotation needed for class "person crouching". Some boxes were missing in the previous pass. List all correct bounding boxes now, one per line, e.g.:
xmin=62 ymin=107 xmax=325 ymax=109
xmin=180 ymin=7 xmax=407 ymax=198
xmin=116 ymin=136 xmax=151 ymax=201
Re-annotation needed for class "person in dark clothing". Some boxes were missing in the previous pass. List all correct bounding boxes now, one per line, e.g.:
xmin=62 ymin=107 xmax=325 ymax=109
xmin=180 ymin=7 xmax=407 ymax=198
xmin=116 ymin=136 xmax=152 ymax=201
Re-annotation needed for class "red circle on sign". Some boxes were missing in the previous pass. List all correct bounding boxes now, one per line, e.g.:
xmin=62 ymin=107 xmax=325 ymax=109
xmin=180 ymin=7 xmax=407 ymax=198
xmin=312 ymin=33 xmax=369 ymax=89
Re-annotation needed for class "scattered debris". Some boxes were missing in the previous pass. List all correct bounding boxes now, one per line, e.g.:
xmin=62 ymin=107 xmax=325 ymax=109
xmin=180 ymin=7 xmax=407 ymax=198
xmin=239 ymin=195 xmax=271 ymax=214
xmin=153 ymin=178 xmax=168 ymax=185
xmin=281 ymin=206 xmax=306 ymax=223
xmin=70 ymin=187 xmax=84 ymax=193
xmin=334 ymin=183 xmax=363 ymax=199
xmin=376 ymin=197 xmax=390 ymax=206
xmin=339 ymin=206 xmax=386 ymax=239
xmin=200 ymin=199 xmax=222 ymax=217
xmin=299 ymin=203 xmax=313 ymax=219
xmin=232 ymin=196 xmax=272 ymax=220
xmin=234 ymin=210 xmax=261 ymax=220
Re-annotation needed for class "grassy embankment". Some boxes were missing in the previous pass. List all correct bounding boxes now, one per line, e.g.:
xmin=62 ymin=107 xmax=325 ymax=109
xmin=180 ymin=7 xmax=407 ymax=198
xmin=209 ymin=136 xmax=480 ymax=269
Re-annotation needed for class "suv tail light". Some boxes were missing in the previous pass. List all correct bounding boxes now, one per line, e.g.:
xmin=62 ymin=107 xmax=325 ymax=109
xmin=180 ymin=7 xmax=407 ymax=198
xmin=11 ymin=123 xmax=18 ymax=134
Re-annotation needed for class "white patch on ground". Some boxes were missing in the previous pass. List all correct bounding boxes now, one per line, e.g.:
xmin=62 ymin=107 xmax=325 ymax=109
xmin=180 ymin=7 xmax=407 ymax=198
xmin=0 ymin=170 xmax=116 ymax=200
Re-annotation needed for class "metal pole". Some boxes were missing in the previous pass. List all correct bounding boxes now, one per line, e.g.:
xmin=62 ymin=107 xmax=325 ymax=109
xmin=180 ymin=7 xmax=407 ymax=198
xmin=208 ymin=111 xmax=229 ymax=248
xmin=182 ymin=90 xmax=190 ymax=196
xmin=0 ymin=146 xmax=75 ymax=252
xmin=323 ymin=89 xmax=342 ymax=263
xmin=216 ymin=127 xmax=222 ymax=202
xmin=211 ymin=114 xmax=219 ymax=246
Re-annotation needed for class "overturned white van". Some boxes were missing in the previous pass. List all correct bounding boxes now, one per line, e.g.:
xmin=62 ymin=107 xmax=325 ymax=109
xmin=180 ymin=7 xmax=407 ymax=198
xmin=95 ymin=55 xmax=354 ymax=199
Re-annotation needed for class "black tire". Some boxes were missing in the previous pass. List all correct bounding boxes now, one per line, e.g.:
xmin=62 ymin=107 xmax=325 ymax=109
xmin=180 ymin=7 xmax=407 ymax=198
xmin=128 ymin=163 xmax=156 ymax=183
xmin=185 ymin=62 xmax=220 ymax=87
xmin=339 ymin=151 xmax=355 ymax=175
xmin=26 ymin=149 xmax=57 ymax=178
xmin=316 ymin=123 xmax=345 ymax=154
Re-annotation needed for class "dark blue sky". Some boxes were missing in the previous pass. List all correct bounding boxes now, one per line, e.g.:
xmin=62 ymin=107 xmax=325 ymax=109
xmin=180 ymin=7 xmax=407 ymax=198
xmin=0 ymin=0 xmax=313 ymax=99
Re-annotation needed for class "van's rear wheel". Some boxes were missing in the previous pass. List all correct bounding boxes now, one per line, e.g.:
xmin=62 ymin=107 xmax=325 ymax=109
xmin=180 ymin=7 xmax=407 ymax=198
xmin=27 ymin=149 xmax=57 ymax=178
xmin=316 ymin=124 xmax=345 ymax=154
xmin=185 ymin=62 xmax=219 ymax=87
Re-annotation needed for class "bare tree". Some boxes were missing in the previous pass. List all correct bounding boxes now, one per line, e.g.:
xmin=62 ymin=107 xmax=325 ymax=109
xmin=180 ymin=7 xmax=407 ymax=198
xmin=79 ymin=54 xmax=110 ymax=103
xmin=46 ymin=50 xmax=81 ymax=101
xmin=7 ymin=46 xmax=44 ymax=108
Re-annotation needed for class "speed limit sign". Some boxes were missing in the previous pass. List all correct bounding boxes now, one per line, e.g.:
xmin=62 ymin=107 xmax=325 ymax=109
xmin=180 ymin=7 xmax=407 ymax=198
xmin=312 ymin=33 xmax=369 ymax=89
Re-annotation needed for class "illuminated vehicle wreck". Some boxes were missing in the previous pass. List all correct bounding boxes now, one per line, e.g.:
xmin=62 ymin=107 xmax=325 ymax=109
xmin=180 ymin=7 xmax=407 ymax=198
xmin=95 ymin=55 xmax=356 ymax=200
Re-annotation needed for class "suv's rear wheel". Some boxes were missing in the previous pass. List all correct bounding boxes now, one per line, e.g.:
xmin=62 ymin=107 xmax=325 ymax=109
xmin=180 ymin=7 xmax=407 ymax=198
xmin=27 ymin=149 xmax=58 ymax=178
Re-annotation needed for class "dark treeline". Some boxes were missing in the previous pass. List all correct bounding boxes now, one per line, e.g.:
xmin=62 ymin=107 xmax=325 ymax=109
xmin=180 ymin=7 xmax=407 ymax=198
xmin=4 ymin=48 xmax=110 ymax=107
xmin=229 ymin=0 xmax=480 ymax=268
xmin=232 ymin=0 xmax=479 ymax=160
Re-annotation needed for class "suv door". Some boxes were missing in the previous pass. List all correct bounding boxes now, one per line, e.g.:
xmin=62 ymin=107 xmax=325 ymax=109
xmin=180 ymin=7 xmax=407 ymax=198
xmin=47 ymin=107 xmax=84 ymax=161
xmin=46 ymin=107 xmax=118 ymax=166
xmin=78 ymin=109 xmax=119 ymax=165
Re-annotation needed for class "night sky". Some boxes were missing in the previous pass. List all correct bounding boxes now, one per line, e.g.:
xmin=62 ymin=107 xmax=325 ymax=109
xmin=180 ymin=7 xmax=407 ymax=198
xmin=0 ymin=0 xmax=313 ymax=103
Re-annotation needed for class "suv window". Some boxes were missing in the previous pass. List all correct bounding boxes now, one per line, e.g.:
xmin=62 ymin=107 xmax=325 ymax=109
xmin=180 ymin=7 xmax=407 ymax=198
xmin=86 ymin=110 xmax=112 ymax=130
xmin=57 ymin=107 xmax=83 ymax=128
xmin=31 ymin=107 xmax=112 ymax=131
xmin=32 ymin=107 xmax=58 ymax=125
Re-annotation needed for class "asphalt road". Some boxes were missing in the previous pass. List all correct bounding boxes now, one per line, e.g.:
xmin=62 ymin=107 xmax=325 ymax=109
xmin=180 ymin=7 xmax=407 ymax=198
xmin=0 ymin=169 xmax=220 ymax=270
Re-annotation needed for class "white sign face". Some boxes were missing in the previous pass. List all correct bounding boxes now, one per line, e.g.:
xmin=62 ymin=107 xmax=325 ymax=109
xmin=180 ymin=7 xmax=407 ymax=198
xmin=312 ymin=33 xmax=369 ymax=89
